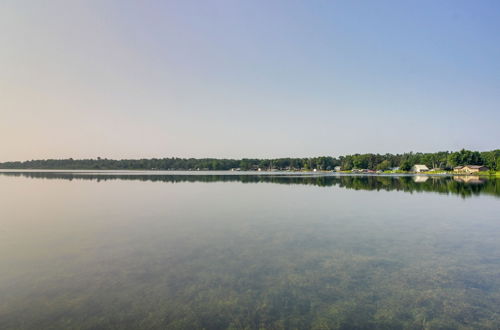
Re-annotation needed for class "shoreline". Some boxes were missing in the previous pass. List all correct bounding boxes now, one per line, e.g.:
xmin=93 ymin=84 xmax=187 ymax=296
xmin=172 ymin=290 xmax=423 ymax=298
xmin=0 ymin=169 xmax=497 ymax=177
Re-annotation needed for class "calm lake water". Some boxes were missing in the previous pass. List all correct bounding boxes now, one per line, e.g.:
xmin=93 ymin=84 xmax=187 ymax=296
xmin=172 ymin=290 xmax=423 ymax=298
xmin=0 ymin=172 xmax=499 ymax=329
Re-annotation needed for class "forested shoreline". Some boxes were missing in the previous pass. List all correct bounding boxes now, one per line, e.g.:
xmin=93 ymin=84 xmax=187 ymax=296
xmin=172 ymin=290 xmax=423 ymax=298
xmin=1 ymin=149 xmax=499 ymax=171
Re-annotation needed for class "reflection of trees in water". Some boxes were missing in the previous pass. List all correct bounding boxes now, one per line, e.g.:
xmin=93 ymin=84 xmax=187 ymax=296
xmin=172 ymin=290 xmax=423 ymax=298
xmin=1 ymin=172 xmax=499 ymax=198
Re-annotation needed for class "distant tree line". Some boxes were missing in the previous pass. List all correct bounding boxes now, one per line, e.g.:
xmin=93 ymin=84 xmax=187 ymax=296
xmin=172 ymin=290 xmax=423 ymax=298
xmin=0 ymin=149 xmax=499 ymax=171
xmin=340 ymin=149 xmax=500 ymax=171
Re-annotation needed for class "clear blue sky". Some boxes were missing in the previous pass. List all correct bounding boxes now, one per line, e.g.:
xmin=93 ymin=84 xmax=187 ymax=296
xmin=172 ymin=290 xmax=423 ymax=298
xmin=1 ymin=0 xmax=499 ymax=161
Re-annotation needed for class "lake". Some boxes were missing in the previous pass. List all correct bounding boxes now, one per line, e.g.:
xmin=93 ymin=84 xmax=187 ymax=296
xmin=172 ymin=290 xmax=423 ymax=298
xmin=0 ymin=171 xmax=499 ymax=329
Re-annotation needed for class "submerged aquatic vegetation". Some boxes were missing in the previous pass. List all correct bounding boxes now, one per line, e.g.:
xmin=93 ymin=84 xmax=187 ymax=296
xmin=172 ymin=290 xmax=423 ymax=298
xmin=0 ymin=174 xmax=499 ymax=329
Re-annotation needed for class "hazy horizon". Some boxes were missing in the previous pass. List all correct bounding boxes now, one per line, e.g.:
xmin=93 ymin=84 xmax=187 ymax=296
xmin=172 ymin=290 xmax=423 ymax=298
xmin=2 ymin=0 xmax=500 ymax=162
xmin=1 ymin=147 xmax=499 ymax=164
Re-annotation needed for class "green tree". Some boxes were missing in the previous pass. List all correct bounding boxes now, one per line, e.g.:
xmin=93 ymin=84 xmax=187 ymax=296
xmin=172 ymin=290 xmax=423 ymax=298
xmin=400 ymin=160 xmax=412 ymax=171
xmin=376 ymin=160 xmax=391 ymax=171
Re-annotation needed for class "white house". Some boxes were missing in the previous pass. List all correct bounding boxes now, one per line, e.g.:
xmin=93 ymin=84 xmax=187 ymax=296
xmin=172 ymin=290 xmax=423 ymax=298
xmin=411 ymin=164 xmax=429 ymax=173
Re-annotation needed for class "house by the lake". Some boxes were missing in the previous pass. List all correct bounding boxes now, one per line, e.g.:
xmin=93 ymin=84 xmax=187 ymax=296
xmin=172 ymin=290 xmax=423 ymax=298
xmin=411 ymin=164 xmax=429 ymax=173
xmin=453 ymin=165 xmax=489 ymax=174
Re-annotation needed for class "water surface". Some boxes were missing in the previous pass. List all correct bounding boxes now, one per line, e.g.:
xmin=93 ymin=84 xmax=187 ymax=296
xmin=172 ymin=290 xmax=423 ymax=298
xmin=0 ymin=172 xmax=499 ymax=329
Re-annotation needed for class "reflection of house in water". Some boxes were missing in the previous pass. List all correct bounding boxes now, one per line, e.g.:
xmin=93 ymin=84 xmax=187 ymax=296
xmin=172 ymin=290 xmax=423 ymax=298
xmin=413 ymin=176 xmax=429 ymax=183
xmin=453 ymin=176 xmax=484 ymax=184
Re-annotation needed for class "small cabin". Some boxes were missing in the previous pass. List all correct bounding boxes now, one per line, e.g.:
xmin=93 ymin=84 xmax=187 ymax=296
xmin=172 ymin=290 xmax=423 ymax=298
xmin=411 ymin=164 xmax=429 ymax=173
